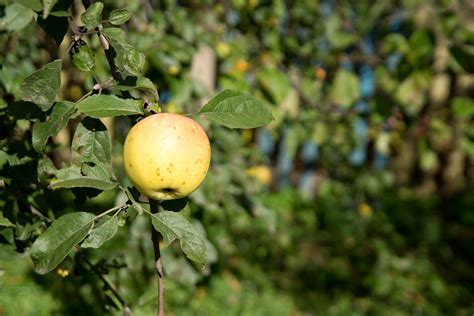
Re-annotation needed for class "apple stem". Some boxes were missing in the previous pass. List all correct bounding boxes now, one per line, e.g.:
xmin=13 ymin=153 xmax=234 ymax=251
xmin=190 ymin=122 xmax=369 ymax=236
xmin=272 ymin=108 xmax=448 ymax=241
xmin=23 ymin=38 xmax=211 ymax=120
xmin=150 ymin=199 xmax=165 ymax=316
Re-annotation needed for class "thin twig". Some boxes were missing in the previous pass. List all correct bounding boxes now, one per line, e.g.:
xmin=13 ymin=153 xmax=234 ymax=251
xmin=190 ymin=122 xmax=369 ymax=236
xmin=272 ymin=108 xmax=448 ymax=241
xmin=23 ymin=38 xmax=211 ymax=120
xmin=149 ymin=198 xmax=164 ymax=316
xmin=30 ymin=205 xmax=52 ymax=223
xmin=83 ymin=257 xmax=132 ymax=316
xmin=95 ymin=204 xmax=128 ymax=220
xmin=81 ymin=0 xmax=132 ymax=98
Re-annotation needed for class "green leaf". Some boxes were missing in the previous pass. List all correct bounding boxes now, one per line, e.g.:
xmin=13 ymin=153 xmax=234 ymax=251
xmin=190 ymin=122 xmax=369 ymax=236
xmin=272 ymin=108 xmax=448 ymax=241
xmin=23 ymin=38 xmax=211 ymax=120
xmin=81 ymin=215 xmax=118 ymax=248
xmin=17 ymin=0 xmax=42 ymax=11
xmin=72 ymin=117 xmax=111 ymax=164
xmin=123 ymin=47 xmax=145 ymax=76
xmin=114 ymin=77 xmax=159 ymax=103
xmin=109 ymin=9 xmax=131 ymax=25
xmin=30 ymin=212 xmax=96 ymax=274
xmin=0 ymin=212 xmax=15 ymax=228
xmin=50 ymin=164 xmax=117 ymax=190
xmin=101 ymin=27 xmax=126 ymax=41
xmin=256 ymin=68 xmax=292 ymax=104
xmin=330 ymin=69 xmax=361 ymax=108
xmin=19 ymin=59 xmax=62 ymax=111
xmin=42 ymin=0 xmax=58 ymax=19
xmin=150 ymin=211 xmax=206 ymax=264
xmin=76 ymin=95 xmax=143 ymax=118
xmin=395 ymin=71 xmax=430 ymax=116
xmin=38 ymin=157 xmax=57 ymax=183
xmin=102 ymin=28 xmax=145 ymax=76
xmin=32 ymin=101 xmax=76 ymax=152
xmin=71 ymin=43 xmax=95 ymax=72
xmin=329 ymin=32 xmax=358 ymax=50
xmin=81 ymin=2 xmax=103 ymax=29
xmin=199 ymin=90 xmax=274 ymax=129
xmin=0 ymin=3 xmax=36 ymax=31
xmin=452 ymin=97 xmax=474 ymax=118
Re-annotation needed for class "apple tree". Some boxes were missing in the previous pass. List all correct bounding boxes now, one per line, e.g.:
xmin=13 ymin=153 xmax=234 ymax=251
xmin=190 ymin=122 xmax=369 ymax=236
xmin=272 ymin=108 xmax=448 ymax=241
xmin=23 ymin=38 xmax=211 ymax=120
xmin=0 ymin=1 xmax=273 ymax=315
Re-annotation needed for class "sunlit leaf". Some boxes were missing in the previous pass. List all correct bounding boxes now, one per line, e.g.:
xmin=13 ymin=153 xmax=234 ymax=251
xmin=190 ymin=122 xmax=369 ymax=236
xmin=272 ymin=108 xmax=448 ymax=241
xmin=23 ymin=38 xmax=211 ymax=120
xmin=199 ymin=90 xmax=274 ymax=129
xmin=150 ymin=211 xmax=206 ymax=264
xmin=76 ymin=94 xmax=143 ymax=118
xmin=71 ymin=43 xmax=95 ymax=72
xmin=81 ymin=2 xmax=103 ymax=29
xmin=109 ymin=9 xmax=131 ymax=25
xmin=330 ymin=69 xmax=360 ymax=108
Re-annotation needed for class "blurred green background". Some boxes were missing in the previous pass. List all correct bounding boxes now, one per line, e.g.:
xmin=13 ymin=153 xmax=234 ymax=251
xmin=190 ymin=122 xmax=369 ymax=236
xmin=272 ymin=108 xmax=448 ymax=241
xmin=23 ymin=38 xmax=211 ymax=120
xmin=1 ymin=0 xmax=474 ymax=315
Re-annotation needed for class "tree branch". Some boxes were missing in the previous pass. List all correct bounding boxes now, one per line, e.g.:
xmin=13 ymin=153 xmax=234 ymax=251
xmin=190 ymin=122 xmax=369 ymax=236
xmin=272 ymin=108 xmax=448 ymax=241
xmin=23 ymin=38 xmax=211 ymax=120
xmin=81 ymin=0 xmax=132 ymax=98
xmin=150 ymin=198 xmax=165 ymax=316
xmin=83 ymin=257 xmax=132 ymax=316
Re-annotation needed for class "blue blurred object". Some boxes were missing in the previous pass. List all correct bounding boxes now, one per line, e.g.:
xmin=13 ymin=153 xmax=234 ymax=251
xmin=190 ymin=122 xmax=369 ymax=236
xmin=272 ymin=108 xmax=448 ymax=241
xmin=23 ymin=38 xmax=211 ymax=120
xmin=349 ymin=118 xmax=369 ymax=166
xmin=349 ymin=147 xmax=367 ymax=166
xmin=320 ymin=0 xmax=333 ymax=16
xmin=301 ymin=140 xmax=319 ymax=164
xmin=386 ymin=9 xmax=403 ymax=71
xmin=354 ymin=100 xmax=370 ymax=113
xmin=354 ymin=117 xmax=369 ymax=137
xmin=360 ymin=64 xmax=374 ymax=97
xmin=160 ymin=91 xmax=171 ymax=103
xmin=226 ymin=9 xmax=240 ymax=26
xmin=341 ymin=59 xmax=354 ymax=71
xmin=276 ymin=129 xmax=294 ymax=189
xmin=256 ymin=128 xmax=275 ymax=157
xmin=299 ymin=171 xmax=317 ymax=199
xmin=299 ymin=141 xmax=319 ymax=197
xmin=386 ymin=53 xmax=402 ymax=71
xmin=374 ymin=152 xmax=389 ymax=169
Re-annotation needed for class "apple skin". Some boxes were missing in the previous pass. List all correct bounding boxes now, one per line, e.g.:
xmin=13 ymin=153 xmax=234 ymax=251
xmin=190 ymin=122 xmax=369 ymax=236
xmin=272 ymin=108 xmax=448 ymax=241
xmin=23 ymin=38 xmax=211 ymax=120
xmin=123 ymin=113 xmax=211 ymax=200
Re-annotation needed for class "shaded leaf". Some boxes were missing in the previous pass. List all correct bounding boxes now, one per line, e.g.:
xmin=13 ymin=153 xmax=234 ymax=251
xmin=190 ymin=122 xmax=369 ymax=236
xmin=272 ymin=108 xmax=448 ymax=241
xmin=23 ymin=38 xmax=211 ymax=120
xmin=199 ymin=90 xmax=274 ymax=129
xmin=30 ymin=212 xmax=95 ymax=274
xmin=0 ymin=3 xmax=35 ymax=31
xmin=109 ymin=9 xmax=131 ymax=25
xmin=82 ymin=215 xmax=118 ymax=248
xmin=256 ymin=68 xmax=292 ymax=104
xmin=150 ymin=211 xmax=206 ymax=264
xmin=452 ymin=97 xmax=474 ymax=118
xmin=17 ymin=0 xmax=42 ymax=11
xmin=161 ymin=198 xmax=189 ymax=212
xmin=37 ymin=7 xmax=69 ymax=46
xmin=32 ymin=101 xmax=76 ymax=152
xmin=50 ymin=165 xmax=117 ymax=190
xmin=72 ymin=117 xmax=111 ymax=164
xmin=19 ymin=60 xmax=61 ymax=111
xmin=81 ymin=2 xmax=103 ymax=29
xmin=76 ymin=95 xmax=143 ymax=118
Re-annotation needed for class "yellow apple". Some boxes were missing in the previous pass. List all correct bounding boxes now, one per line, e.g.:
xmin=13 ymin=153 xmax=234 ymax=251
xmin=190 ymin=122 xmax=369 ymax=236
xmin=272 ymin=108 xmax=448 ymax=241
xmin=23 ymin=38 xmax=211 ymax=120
xmin=123 ymin=113 xmax=211 ymax=200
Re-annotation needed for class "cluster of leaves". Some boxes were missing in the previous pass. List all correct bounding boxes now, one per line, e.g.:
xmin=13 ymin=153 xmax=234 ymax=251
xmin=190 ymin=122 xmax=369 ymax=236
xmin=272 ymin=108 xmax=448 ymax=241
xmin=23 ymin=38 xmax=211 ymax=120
xmin=0 ymin=0 xmax=272 ymax=294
